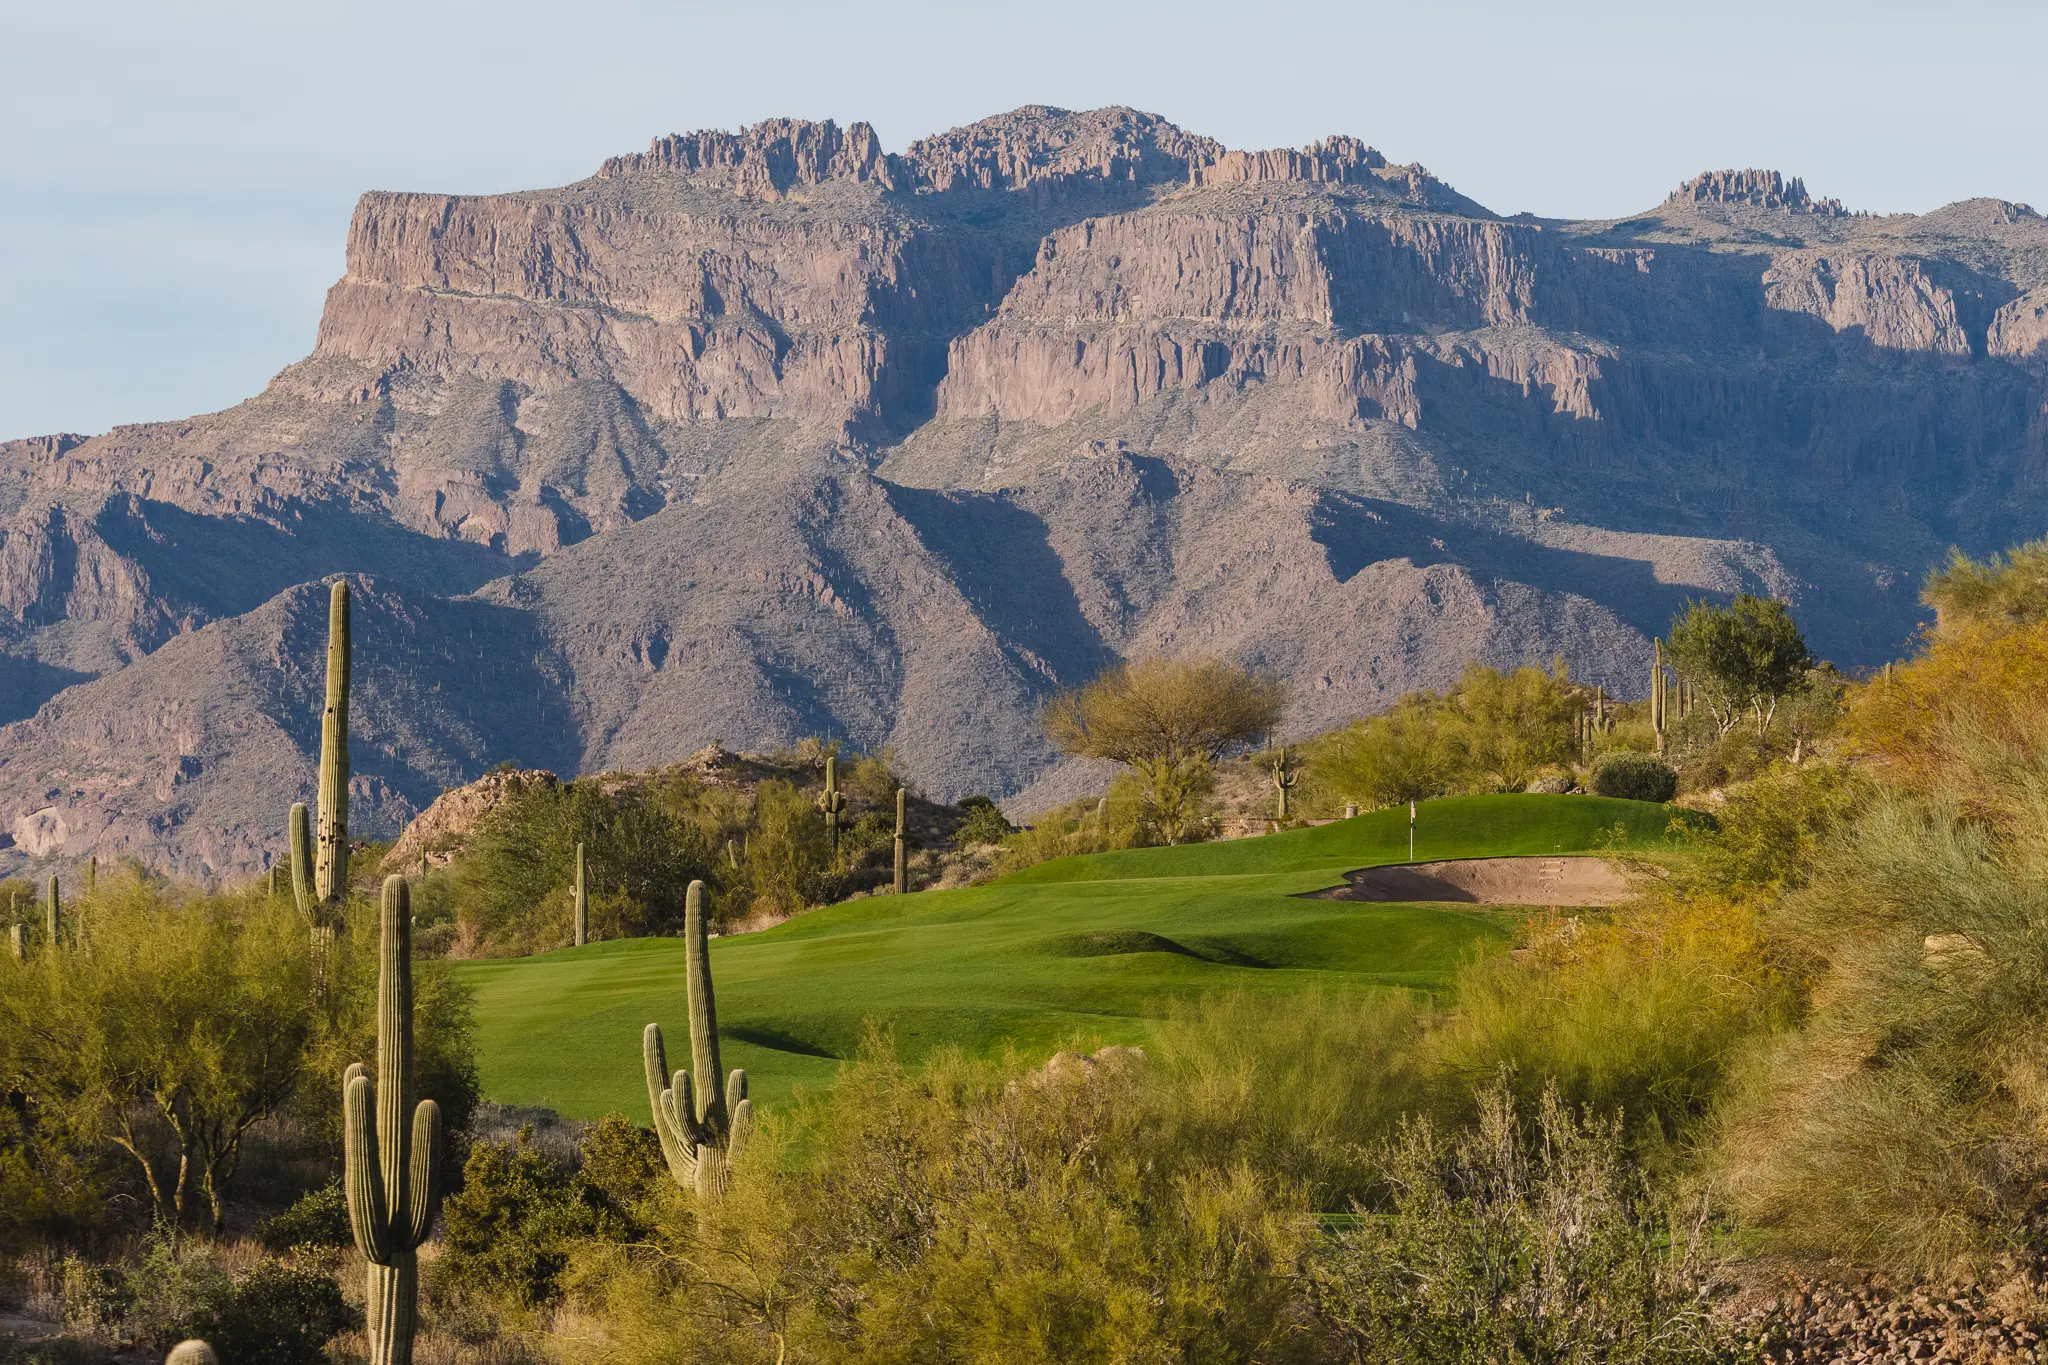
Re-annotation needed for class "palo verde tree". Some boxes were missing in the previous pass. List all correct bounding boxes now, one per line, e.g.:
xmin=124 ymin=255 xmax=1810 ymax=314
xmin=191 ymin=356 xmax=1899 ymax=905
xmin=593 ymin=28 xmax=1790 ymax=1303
xmin=1043 ymin=657 xmax=1286 ymax=844
xmin=1665 ymin=594 xmax=1813 ymax=735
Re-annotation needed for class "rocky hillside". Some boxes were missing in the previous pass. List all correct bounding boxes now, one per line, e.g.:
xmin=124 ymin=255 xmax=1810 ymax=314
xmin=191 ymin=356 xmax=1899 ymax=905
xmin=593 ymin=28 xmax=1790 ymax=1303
xmin=3 ymin=105 xmax=2044 ymax=879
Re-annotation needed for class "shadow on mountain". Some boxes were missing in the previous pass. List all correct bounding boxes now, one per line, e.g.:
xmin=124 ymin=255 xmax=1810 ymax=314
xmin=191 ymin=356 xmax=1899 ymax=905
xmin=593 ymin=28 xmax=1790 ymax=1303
xmin=884 ymin=482 xmax=1117 ymax=686
xmin=92 ymin=493 xmax=524 ymax=622
xmin=0 ymin=655 xmax=96 ymax=725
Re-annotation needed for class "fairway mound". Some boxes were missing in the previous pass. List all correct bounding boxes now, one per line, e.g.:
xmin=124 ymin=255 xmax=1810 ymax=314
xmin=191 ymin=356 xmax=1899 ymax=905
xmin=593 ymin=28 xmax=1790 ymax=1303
xmin=1315 ymin=856 xmax=1632 ymax=907
xmin=1042 ymin=929 xmax=1200 ymax=959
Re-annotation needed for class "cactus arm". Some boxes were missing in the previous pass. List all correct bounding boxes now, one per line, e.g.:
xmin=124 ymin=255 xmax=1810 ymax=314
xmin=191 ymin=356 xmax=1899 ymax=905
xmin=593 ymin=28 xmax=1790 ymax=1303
xmin=344 ymin=1068 xmax=393 ymax=1263
xmin=730 ymin=1094 xmax=754 ymax=1163
xmin=289 ymin=802 xmax=314 ymax=923
xmin=405 ymin=1099 xmax=441 ymax=1246
xmin=643 ymin=1024 xmax=696 ymax=1184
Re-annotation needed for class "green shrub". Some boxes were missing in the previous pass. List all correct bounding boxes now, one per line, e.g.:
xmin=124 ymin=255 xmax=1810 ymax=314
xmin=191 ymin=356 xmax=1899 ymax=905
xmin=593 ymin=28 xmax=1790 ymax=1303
xmin=953 ymin=796 xmax=1013 ymax=846
xmin=1591 ymin=750 xmax=1678 ymax=802
xmin=438 ymin=1122 xmax=651 ymax=1313
xmin=194 ymin=1261 xmax=354 ymax=1365
xmin=1308 ymin=1086 xmax=1734 ymax=1365
xmin=113 ymin=1236 xmax=352 ymax=1364
xmin=255 ymin=1181 xmax=351 ymax=1253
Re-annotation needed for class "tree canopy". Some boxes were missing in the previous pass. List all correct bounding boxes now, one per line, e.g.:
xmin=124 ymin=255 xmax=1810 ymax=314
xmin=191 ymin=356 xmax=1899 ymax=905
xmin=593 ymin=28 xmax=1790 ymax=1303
xmin=1043 ymin=658 xmax=1286 ymax=842
xmin=1665 ymin=595 xmax=1811 ymax=735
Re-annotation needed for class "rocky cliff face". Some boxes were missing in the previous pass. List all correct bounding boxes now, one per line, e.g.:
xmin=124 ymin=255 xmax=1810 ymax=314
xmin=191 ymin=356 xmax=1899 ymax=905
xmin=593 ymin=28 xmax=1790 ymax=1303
xmin=1 ymin=104 xmax=2044 ymax=879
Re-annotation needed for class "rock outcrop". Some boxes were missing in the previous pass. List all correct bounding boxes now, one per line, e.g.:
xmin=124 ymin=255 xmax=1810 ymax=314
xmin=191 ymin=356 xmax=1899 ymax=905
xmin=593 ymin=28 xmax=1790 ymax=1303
xmin=2 ymin=105 xmax=2046 ymax=877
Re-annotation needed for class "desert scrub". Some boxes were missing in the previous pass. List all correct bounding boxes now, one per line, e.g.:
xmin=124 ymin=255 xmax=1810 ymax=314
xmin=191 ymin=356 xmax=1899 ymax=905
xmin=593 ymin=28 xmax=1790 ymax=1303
xmin=1309 ymin=1086 xmax=1736 ymax=1365
xmin=1590 ymin=750 xmax=1679 ymax=803
xmin=1433 ymin=884 xmax=1798 ymax=1150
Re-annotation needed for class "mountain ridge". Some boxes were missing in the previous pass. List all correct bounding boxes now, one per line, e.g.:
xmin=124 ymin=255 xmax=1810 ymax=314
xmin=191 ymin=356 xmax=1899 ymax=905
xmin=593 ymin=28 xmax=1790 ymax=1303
xmin=3 ymin=104 xmax=2044 ymax=879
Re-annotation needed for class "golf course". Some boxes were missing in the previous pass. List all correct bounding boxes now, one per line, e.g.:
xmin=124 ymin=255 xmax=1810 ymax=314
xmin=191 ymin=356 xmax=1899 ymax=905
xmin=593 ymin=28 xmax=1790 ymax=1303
xmin=453 ymin=793 xmax=1692 ymax=1119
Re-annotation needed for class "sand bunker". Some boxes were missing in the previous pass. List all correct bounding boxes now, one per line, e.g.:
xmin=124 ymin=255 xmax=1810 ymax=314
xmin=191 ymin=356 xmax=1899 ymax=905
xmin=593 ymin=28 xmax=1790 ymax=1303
xmin=1314 ymin=856 xmax=1633 ymax=907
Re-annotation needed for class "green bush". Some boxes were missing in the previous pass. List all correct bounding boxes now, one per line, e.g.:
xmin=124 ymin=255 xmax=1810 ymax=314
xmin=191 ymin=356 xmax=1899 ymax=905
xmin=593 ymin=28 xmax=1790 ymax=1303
xmin=953 ymin=796 xmax=1013 ymax=846
xmin=114 ymin=1236 xmax=352 ymax=1364
xmin=1308 ymin=1086 xmax=1734 ymax=1365
xmin=1591 ymin=750 xmax=1678 ymax=802
xmin=437 ymin=1121 xmax=650 ymax=1313
xmin=256 ymin=1181 xmax=351 ymax=1253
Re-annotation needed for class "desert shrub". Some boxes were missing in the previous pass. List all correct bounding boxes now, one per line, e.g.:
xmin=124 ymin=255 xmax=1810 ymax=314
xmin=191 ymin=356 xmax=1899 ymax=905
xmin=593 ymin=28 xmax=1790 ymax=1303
xmin=1307 ymin=663 xmax=1581 ymax=808
xmin=1043 ymin=657 xmax=1285 ymax=844
xmin=1435 ymin=887 xmax=1796 ymax=1148
xmin=437 ymin=1121 xmax=651 ymax=1313
xmin=1590 ymin=750 xmax=1678 ymax=802
xmin=1308 ymin=1086 xmax=1734 ymax=1365
xmin=448 ymin=777 xmax=716 ymax=952
xmin=255 ymin=1181 xmax=350 ymax=1254
xmin=1716 ymin=775 xmax=2048 ymax=1274
xmin=1682 ymin=760 xmax=1868 ymax=896
xmin=192 ymin=1260 xmax=353 ymax=1365
xmin=586 ymin=1037 xmax=1316 ymax=1364
xmin=953 ymin=796 xmax=1013 ymax=846
xmin=114 ymin=1235 xmax=352 ymax=1363
xmin=1145 ymin=988 xmax=1433 ymax=1205
xmin=1306 ymin=698 xmax=1462 ymax=809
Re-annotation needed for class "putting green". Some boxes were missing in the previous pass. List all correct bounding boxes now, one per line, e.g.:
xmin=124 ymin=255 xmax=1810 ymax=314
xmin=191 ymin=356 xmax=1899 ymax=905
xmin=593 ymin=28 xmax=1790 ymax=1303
xmin=454 ymin=794 xmax=1690 ymax=1120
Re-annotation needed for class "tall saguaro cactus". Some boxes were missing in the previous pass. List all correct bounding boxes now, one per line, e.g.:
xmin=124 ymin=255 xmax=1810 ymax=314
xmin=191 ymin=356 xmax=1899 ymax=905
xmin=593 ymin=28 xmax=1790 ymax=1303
xmin=817 ymin=755 xmax=846 ymax=854
xmin=573 ymin=842 xmax=588 ymax=947
xmin=1270 ymin=746 xmax=1299 ymax=821
xmin=644 ymin=880 xmax=751 ymax=1199
xmin=316 ymin=580 xmax=352 ymax=906
xmin=344 ymin=877 xmax=443 ymax=1365
xmin=44 ymin=876 xmax=58 ymax=950
xmin=893 ymin=788 xmax=908 ymax=895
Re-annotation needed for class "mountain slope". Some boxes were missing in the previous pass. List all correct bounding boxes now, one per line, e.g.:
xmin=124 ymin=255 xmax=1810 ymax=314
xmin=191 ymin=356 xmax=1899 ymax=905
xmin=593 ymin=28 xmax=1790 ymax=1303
xmin=2 ymin=106 xmax=2044 ymax=877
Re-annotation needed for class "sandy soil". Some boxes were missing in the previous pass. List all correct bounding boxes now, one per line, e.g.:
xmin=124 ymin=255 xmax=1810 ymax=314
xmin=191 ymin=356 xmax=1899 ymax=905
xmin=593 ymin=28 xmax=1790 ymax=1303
xmin=1313 ymin=856 xmax=1633 ymax=907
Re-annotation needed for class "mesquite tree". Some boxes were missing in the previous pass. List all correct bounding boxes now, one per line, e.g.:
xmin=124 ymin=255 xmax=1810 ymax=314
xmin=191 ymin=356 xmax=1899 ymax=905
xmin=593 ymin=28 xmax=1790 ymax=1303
xmin=1666 ymin=595 xmax=1812 ymax=736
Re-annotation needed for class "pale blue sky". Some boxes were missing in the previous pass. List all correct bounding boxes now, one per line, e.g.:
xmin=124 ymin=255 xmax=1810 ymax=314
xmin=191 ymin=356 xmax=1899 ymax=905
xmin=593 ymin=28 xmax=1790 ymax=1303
xmin=3 ymin=0 xmax=2043 ymax=441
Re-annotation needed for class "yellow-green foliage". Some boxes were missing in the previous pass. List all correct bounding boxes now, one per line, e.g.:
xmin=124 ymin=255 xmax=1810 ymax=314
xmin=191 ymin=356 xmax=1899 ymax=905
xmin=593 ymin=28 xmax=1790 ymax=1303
xmin=583 ymin=1033 xmax=1317 ymax=1365
xmin=1304 ymin=662 xmax=1580 ymax=809
xmin=1709 ymin=543 xmax=2048 ymax=1274
xmin=1922 ymin=537 xmax=2048 ymax=634
xmin=1435 ymin=884 xmax=1797 ymax=1150
xmin=0 ymin=872 xmax=318 ymax=1229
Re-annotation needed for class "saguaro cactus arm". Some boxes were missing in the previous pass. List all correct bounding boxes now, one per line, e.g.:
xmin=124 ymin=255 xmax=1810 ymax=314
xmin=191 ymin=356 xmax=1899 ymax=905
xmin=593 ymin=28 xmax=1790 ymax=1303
xmin=289 ymin=802 xmax=315 ymax=924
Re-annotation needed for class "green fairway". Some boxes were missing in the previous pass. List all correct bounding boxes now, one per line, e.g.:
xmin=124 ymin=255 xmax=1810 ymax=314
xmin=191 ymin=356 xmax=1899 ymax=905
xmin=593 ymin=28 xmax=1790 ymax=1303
xmin=454 ymin=794 xmax=1690 ymax=1120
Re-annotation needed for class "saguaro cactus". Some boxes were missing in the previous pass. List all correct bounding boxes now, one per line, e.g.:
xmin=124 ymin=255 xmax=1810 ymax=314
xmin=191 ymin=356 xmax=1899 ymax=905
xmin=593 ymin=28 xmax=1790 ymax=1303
xmin=573 ymin=842 xmax=588 ymax=947
xmin=316 ymin=580 xmax=352 ymax=906
xmin=893 ymin=788 xmax=908 ymax=895
xmin=644 ymin=880 xmax=751 ymax=1199
xmin=816 ymin=755 xmax=846 ymax=854
xmin=344 ymin=877 xmax=443 ymax=1365
xmin=1270 ymin=746 xmax=1299 ymax=821
xmin=44 ymin=876 xmax=58 ymax=950
xmin=8 ymin=923 xmax=22 ymax=961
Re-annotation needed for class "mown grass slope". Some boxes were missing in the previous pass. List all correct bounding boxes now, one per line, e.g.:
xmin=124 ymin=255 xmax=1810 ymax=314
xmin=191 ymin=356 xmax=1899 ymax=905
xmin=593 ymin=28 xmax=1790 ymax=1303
xmin=455 ymin=795 xmax=1689 ymax=1120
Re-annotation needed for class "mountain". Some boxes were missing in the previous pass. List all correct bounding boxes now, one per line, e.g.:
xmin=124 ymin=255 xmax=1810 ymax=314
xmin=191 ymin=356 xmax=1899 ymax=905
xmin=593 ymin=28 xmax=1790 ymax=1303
xmin=3 ymin=106 xmax=2045 ymax=879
